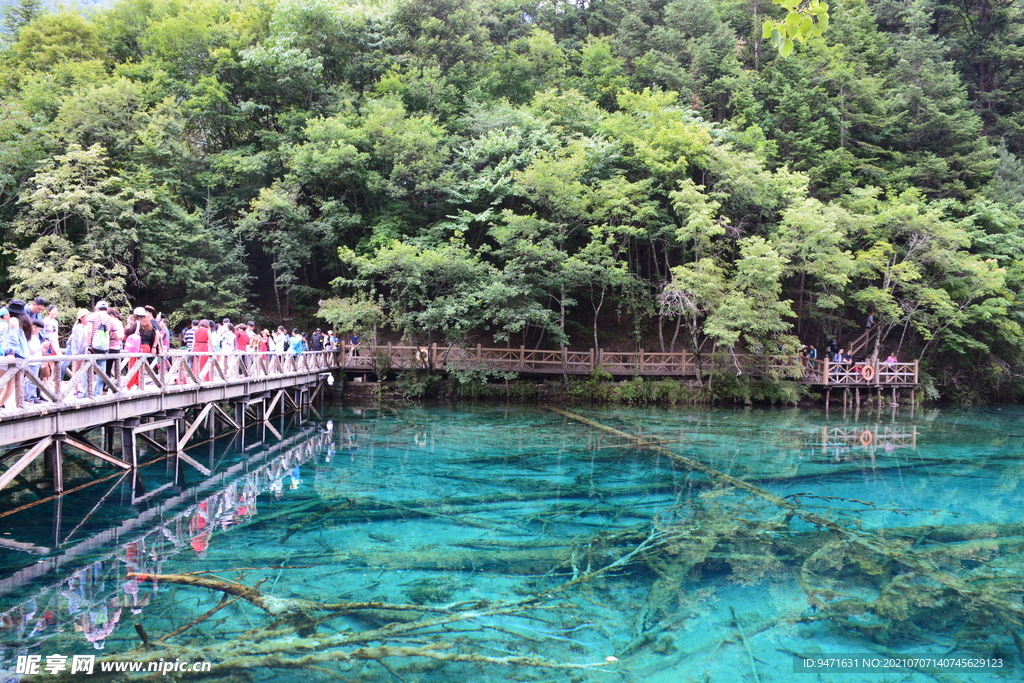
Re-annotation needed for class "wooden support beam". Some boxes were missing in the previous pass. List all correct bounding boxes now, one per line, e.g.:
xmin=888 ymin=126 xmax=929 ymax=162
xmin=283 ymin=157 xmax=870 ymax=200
xmin=137 ymin=432 xmax=164 ymax=453
xmin=58 ymin=433 xmax=130 ymax=470
xmin=265 ymin=390 xmax=283 ymax=419
xmin=0 ymin=437 xmax=53 ymax=491
xmin=212 ymin=403 xmax=240 ymax=431
xmin=134 ymin=419 xmax=176 ymax=434
xmin=178 ymin=403 xmax=214 ymax=452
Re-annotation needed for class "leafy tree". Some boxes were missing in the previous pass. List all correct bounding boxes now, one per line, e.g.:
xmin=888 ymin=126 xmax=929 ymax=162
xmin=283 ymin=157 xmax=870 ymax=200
xmin=11 ymin=143 xmax=134 ymax=306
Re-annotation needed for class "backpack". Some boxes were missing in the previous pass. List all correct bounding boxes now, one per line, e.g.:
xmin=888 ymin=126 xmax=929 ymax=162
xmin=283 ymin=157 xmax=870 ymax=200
xmin=93 ymin=322 xmax=111 ymax=351
xmin=124 ymin=332 xmax=142 ymax=353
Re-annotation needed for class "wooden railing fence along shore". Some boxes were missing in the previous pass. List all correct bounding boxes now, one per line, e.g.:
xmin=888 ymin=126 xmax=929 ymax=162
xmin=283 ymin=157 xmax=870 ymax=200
xmin=339 ymin=341 xmax=919 ymax=387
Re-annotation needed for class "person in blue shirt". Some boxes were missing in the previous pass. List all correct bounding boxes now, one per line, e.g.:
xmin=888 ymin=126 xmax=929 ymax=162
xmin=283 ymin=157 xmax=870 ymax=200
xmin=289 ymin=329 xmax=306 ymax=355
xmin=346 ymin=334 xmax=361 ymax=366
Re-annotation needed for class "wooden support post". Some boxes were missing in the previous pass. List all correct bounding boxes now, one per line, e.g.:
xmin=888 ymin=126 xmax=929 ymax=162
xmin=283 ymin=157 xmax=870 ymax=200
xmin=103 ymin=425 xmax=115 ymax=453
xmin=855 ymin=387 xmax=860 ymax=405
xmin=207 ymin=405 xmax=216 ymax=435
xmin=234 ymin=400 xmax=245 ymax=430
xmin=121 ymin=418 xmax=140 ymax=467
xmin=639 ymin=348 xmax=644 ymax=374
xmin=430 ymin=343 xmax=437 ymax=371
xmin=165 ymin=411 xmax=184 ymax=454
xmin=589 ymin=348 xmax=595 ymax=372
xmin=825 ymin=388 xmax=830 ymax=409
xmin=892 ymin=386 xmax=897 ymax=406
xmin=166 ymin=418 xmax=179 ymax=454
xmin=520 ymin=345 xmax=526 ymax=371
xmin=46 ymin=439 xmax=63 ymax=493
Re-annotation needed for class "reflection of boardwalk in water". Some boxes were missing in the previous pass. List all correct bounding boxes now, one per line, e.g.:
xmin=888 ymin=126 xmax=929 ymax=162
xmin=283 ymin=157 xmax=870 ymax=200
xmin=818 ymin=425 xmax=918 ymax=456
xmin=0 ymin=418 xmax=334 ymax=660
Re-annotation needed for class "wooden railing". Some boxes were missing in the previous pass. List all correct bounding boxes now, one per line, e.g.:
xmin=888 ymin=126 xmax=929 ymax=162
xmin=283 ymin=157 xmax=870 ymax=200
xmin=0 ymin=350 xmax=339 ymax=412
xmin=803 ymin=359 xmax=918 ymax=386
xmin=339 ymin=342 xmax=848 ymax=381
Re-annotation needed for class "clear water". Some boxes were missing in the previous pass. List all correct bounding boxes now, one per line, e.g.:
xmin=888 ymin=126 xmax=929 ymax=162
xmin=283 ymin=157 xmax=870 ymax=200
xmin=0 ymin=403 xmax=1022 ymax=682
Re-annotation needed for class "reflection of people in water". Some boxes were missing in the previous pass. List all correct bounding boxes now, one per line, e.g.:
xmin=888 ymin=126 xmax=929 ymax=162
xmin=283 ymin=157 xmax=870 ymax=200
xmin=190 ymin=501 xmax=211 ymax=555
xmin=343 ymin=424 xmax=358 ymax=451
xmin=77 ymin=597 xmax=122 ymax=650
xmin=3 ymin=427 xmax=337 ymax=657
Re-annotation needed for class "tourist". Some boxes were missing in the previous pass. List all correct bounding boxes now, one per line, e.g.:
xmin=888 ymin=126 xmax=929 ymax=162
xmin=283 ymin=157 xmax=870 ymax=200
xmin=0 ymin=307 xmax=8 ymax=349
xmin=273 ymin=326 xmax=288 ymax=355
xmin=289 ymin=329 xmax=305 ymax=355
xmin=85 ymin=302 xmax=123 ymax=397
xmin=326 ymin=330 xmax=338 ymax=351
xmin=193 ymin=320 xmax=211 ymax=380
xmin=346 ymin=333 xmax=361 ymax=366
xmin=42 ymin=305 xmax=60 ymax=352
xmin=124 ymin=307 xmax=161 ymax=390
xmin=235 ymin=323 xmax=251 ymax=372
xmin=1 ymin=301 xmax=31 ymax=407
xmin=28 ymin=297 xmax=47 ymax=322
xmin=884 ymin=352 xmax=897 ymax=366
xmin=107 ymin=308 xmax=125 ymax=386
xmin=157 ymin=316 xmax=170 ymax=351
xmin=182 ymin=320 xmax=197 ymax=353
xmin=830 ymin=347 xmax=845 ymax=377
xmin=257 ymin=329 xmax=271 ymax=360
xmin=26 ymin=320 xmax=46 ymax=403
xmin=311 ymin=328 xmax=323 ymax=351
xmin=66 ymin=308 xmax=90 ymax=397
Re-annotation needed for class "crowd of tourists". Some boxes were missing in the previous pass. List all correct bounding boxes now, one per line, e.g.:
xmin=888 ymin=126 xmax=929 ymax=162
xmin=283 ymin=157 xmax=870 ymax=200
xmin=0 ymin=297 xmax=341 ymax=407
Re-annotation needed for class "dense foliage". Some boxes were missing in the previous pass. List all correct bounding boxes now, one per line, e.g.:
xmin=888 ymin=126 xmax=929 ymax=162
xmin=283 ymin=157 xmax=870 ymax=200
xmin=2 ymin=0 xmax=1024 ymax=400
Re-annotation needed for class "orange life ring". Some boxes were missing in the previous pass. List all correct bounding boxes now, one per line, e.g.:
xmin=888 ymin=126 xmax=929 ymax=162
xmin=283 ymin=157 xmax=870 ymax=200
xmin=860 ymin=430 xmax=873 ymax=446
xmin=861 ymin=365 xmax=875 ymax=381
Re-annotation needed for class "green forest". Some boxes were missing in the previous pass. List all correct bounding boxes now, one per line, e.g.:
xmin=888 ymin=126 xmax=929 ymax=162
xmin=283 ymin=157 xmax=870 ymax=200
xmin=1 ymin=0 xmax=1023 ymax=400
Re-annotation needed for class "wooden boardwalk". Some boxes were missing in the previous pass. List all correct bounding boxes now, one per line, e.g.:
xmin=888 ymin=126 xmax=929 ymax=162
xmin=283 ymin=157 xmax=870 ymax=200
xmin=0 ymin=350 xmax=338 ymax=494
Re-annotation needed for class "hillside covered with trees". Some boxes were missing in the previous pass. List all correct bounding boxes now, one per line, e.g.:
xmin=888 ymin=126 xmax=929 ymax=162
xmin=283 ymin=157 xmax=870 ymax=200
xmin=1 ymin=0 xmax=1023 ymax=400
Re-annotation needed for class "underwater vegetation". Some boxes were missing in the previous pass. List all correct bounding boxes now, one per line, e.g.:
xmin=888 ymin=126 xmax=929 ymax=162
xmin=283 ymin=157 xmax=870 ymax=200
xmin=4 ymin=405 xmax=1022 ymax=682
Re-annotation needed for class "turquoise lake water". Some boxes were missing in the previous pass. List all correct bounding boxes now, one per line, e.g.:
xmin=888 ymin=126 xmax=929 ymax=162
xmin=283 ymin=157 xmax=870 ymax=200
xmin=0 ymin=402 xmax=1022 ymax=682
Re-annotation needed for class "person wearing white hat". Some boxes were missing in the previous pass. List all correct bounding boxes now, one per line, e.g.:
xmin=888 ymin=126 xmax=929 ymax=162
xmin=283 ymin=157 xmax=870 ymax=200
xmin=125 ymin=307 xmax=161 ymax=390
